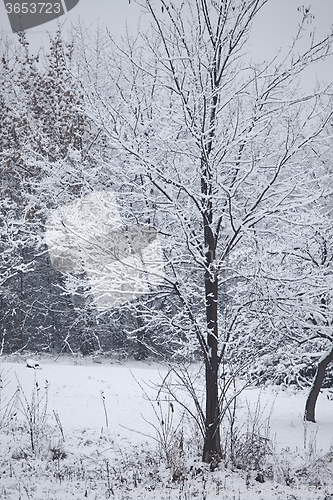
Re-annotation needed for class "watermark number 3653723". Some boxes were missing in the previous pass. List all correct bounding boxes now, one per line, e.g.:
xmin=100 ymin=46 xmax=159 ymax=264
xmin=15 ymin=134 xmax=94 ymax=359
xmin=5 ymin=3 xmax=62 ymax=14
xmin=3 ymin=0 xmax=80 ymax=32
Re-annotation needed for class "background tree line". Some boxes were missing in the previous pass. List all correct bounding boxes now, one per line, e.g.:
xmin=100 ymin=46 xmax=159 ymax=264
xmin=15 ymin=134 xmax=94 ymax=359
xmin=0 ymin=30 xmax=137 ymax=355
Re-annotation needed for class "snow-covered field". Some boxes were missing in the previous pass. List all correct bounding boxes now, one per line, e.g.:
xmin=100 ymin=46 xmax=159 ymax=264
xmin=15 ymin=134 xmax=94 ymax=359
xmin=1 ymin=355 xmax=333 ymax=499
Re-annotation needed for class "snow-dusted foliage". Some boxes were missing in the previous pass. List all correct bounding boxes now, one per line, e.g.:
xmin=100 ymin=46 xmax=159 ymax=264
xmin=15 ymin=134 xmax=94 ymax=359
xmin=0 ymin=31 xmax=113 ymax=353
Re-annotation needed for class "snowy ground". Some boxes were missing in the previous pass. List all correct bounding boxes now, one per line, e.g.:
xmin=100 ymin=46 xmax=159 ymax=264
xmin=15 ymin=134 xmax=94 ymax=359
xmin=0 ymin=355 xmax=333 ymax=499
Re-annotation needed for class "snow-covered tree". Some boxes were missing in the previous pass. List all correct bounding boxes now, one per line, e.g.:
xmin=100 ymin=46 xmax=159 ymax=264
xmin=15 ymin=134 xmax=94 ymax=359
xmin=72 ymin=0 xmax=333 ymax=465
xmin=246 ymin=127 xmax=333 ymax=421
xmin=0 ymin=30 xmax=100 ymax=352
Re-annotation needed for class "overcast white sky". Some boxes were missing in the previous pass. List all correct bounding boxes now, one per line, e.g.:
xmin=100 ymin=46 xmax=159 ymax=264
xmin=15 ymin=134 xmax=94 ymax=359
xmin=0 ymin=0 xmax=332 ymax=88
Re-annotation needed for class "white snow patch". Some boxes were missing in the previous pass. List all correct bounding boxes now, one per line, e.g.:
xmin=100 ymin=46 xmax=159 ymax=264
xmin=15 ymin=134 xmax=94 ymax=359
xmin=0 ymin=357 xmax=332 ymax=499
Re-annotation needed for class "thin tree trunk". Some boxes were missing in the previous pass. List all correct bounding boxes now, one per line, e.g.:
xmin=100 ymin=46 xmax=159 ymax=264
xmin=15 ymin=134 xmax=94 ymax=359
xmin=202 ymin=279 xmax=222 ymax=464
xmin=134 ymin=306 xmax=149 ymax=360
xmin=304 ymin=345 xmax=333 ymax=422
xmin=202 ymin=219 xmax=222 ymax=464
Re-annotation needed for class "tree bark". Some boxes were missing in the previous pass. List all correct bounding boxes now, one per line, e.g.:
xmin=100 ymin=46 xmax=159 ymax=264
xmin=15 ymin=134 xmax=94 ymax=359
xmin=202 ymin=207 xmax=222 ymax=464
xmin=304 ymin=345 xmax=333 ymax=422
xmin=202 ymin=278 xmax=222 ymax=464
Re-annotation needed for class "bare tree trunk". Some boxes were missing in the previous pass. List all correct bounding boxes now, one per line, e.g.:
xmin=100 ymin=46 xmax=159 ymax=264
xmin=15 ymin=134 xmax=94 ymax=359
xmin=304 ymin=346 xmax=333 ymax=422
xmin=202 ymin=278 xmax=222 ymax=464
xmin=202 ymin=191 xmax=222 ymax=464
